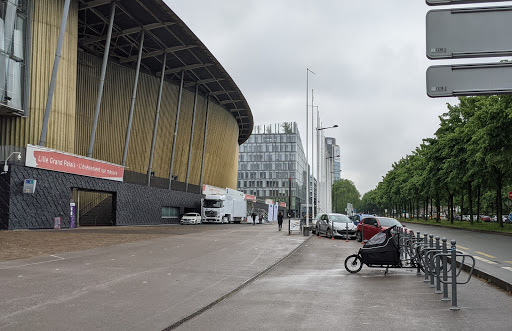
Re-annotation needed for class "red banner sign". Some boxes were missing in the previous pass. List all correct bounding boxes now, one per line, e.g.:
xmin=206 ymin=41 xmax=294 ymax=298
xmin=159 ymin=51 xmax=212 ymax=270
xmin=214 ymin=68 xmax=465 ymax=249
xmin=25 ymin=144 xmax=124 ymax=181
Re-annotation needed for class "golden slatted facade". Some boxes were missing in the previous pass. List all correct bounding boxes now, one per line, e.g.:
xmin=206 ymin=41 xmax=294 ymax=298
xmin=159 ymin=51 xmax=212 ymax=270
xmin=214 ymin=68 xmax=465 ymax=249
xmin=76 ymin=51 xmax=240 ymax=189
xmin=0 ymin=0 xmax=248 ymax=190
xmin=0 ymin=0 xmax=78 ymax=154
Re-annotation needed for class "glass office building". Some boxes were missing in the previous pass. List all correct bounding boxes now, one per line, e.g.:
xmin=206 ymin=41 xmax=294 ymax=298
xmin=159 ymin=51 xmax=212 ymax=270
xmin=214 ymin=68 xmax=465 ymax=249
xmin=237 ymin=122 xmax=307 ymax=217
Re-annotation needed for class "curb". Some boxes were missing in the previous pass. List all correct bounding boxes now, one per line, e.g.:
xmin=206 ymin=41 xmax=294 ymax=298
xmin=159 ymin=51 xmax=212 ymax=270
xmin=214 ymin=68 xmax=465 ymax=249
xmin=401 ymin=221 xmax=512 ymax=237
xmin=403 ymin=222 xmax=512 ymax=293
xmin=458 ymin=260 xmax=512 ymax=294
xmin=162 ymin=235 xmax=312 ymax=330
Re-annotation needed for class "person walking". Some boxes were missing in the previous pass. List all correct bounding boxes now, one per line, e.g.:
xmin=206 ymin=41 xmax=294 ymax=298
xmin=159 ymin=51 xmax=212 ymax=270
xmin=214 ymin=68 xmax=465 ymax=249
xmin=277 ymin=211 xmax=283 ymax=231
xmin=251 ymin=211 xmax=256 ymax=225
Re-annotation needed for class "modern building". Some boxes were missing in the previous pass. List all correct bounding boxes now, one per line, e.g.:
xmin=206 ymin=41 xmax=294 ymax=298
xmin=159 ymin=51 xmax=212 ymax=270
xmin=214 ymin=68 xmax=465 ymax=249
xmin=237 ymin=122 xmax=306 ymax=217
xmin=0 ymin=0 xmax=252 ymax=229
xmin=333 ymin=144 xmax=341 ymax=181
xmin=316 ymin=136 xmax=338 ymax=214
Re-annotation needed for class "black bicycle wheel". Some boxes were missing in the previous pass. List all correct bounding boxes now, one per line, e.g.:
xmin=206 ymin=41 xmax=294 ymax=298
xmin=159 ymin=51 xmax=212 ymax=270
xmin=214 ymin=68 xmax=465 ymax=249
xmin=344 ymin=254 xmax=363 ymax=273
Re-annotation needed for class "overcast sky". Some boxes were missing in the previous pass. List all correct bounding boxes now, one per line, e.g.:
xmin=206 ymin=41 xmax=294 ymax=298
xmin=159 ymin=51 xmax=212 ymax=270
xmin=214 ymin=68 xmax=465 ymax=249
xmin=166 ymin=0 xmax=509 ymax=196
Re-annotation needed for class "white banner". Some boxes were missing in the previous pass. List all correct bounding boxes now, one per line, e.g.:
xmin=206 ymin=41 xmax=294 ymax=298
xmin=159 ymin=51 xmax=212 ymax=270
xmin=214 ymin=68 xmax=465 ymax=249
xmin=273 ymin=204 xmax=278 ymax=221
xmin=268 ymin=204 xmax=274 ymax=222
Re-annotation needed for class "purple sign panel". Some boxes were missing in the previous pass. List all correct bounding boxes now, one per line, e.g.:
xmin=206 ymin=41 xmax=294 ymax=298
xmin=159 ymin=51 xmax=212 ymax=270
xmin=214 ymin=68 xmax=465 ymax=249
xmin=70 ymin=203 xmax=76 ymax=228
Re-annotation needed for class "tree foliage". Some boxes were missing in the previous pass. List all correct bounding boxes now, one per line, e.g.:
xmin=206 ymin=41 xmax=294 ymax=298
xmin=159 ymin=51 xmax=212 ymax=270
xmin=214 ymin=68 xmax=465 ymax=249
xmin=360 ymin=95 xmax=512 ymax=227
xmin=332 ymin=179 xmax=360 ymax=214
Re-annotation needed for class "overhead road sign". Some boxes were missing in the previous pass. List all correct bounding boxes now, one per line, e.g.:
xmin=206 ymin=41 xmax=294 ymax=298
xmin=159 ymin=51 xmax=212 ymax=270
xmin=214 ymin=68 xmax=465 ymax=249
xmin=426 ymin=0 xmax=511 ymax=5
xmin=426 ymin=62 xmax=512 ymax=97
xmin=427 ymin=6 xmax=512 ymax=59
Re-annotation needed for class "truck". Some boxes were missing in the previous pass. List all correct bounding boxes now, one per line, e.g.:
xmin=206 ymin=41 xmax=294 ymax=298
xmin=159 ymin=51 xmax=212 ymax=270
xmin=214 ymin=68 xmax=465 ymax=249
xmin=201 ymin=186 xmax=247 ymax=224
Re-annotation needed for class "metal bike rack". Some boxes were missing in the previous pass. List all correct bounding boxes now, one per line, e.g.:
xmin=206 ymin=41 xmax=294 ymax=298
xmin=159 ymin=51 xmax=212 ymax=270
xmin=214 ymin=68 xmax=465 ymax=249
xmin=433 ymin=240 xmax=475 ymax=310
xmin=354 ymin=226 xmax=476 ymax=310
xmin=422 ymin=239 xmax=476 ymax=310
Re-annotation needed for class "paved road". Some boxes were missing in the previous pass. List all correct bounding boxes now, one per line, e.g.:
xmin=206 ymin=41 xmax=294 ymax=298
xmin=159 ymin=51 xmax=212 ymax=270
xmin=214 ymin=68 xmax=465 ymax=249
xmin=402 ymin=222 xmax=512 ymax=289
xmin=0 ymin=223 xmax=303 ymax=330
xmin=1 ymin=223 xmax=511 ymax=330
xmin=174 ymin=232 xmax=512 ymax=331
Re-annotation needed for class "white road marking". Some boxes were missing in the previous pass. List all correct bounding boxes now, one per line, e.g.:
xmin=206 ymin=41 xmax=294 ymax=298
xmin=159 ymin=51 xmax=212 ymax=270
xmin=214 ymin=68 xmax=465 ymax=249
xmin=474 ymin=251 xmax=496 ymax=259
xmin=0 ymin=255 xmax=65 ymax=270
xmin=502 ymin=267 xmax=512 ymax=272
xmin=473 ymin=256 xmax=498 ymax=265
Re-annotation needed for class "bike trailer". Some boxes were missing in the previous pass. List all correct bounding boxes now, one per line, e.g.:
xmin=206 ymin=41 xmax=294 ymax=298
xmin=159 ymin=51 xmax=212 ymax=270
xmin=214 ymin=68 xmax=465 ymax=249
xmin=359 ymin=226 xmax=400 ymax=266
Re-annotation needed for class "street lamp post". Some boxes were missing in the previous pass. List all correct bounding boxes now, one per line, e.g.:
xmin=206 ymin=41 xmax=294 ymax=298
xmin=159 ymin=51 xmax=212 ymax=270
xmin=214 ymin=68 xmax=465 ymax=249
xmin=305 ymin=68 xmax=315 ymax=236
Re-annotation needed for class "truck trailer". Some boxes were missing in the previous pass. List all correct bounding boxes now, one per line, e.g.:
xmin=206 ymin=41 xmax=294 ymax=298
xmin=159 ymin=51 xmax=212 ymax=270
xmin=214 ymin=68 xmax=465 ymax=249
xmin=201 ymin=187 xmax=247 ymax=223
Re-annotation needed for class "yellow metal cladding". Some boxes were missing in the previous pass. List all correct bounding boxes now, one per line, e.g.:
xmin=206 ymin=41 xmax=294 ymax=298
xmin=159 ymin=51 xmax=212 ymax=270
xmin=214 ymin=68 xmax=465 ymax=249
xmin=0 ymin=0 xmax=78 ymax=153
xmin=0 ymin=0 xmax=241 ymax=189
xmin=203 ymin=104 xmax=239 ymax=189
xmin=76 ymin=52 xmax=240 ymax=188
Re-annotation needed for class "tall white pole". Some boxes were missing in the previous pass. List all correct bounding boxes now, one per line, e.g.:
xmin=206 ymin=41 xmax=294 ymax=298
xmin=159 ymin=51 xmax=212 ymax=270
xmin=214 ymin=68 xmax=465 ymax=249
xmin=305 ymin=68 xmax=314 ymax=234
xmin=305 ymin=69 xmax=309 ymax=233
xmin=316 ymin=109 xmax=320 ymax=213
xmin=311 ymin=90 xmax=315 ymax=219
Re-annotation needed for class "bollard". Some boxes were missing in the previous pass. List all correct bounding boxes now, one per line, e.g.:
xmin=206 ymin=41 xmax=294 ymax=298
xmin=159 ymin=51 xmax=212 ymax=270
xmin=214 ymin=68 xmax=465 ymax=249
xmin=399 ymin=227 xmax=404 ymax=260
xmin=441 ymin=238 xmax=450 ymax=302
xmin=416 ymin=231 xmax=422 ymax=275
xmin=407 ymin=231 xmax=413 ymax=266
xmin=345 ymin=223 xmax=349 ymax=242
xmin=424 ymin=233 xmax=429 ymax=282
xmin=361 ymin=221 xmax=365 ymax=244
xmin=435 ymin=236 xmax=442 ymax=293
xmin=450 ymin=240 xmax=460 ymax=310
xmin=429 ymin=234 xmax=435 ymax=288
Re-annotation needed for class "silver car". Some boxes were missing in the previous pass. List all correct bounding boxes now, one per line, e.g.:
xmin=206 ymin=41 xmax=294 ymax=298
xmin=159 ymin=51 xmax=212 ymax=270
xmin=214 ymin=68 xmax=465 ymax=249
xmin=316 ymin=213 xmax=357 ymax=239
xmin=311 ymin=213 xmax=323 ymax=234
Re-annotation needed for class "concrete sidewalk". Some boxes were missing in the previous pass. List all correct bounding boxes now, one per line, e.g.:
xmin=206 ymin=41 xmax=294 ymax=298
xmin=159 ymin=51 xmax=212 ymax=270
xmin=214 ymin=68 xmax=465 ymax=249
xmin=1 ymin=223 xmax=511 ymax=330
xmin=174 ymin=232 xmax=512 ymax=331
xmin=0 ymin=223 xmax=306 ymax=330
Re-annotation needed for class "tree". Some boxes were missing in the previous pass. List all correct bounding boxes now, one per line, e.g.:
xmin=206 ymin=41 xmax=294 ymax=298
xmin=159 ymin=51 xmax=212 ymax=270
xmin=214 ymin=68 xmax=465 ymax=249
xmin=332 ymin=179 xmax=360 ymax=214
xmin=281 ymin=122 xmax=293 ymax=134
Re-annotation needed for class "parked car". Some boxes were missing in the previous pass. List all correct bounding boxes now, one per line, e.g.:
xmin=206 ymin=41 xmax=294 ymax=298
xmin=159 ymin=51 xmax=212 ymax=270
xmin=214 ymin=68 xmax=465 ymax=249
xmin=491 ymin=215 xmax=509 ymax=223
xmin=356 ymin=216 xmax=412 ymax=242
xmin=316 ymin=213 xmax=357 ymax=239
xmin=311 ymin=214 xmax=323 ymax=234
xmin=351 ymin=214 xmax=374 ymax=226
xmin=180 ymin=213 xmax=202 ymax=225
xmin=480 ymin=215 xmax=491 ymax=222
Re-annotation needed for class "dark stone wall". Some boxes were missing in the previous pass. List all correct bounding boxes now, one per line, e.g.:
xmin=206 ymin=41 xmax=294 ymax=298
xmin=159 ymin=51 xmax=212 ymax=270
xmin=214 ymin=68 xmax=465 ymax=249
xmin=0 ymin=171 xmax=10 ymax=229
xmin=5 ymin=165 xmax=202 ymax=230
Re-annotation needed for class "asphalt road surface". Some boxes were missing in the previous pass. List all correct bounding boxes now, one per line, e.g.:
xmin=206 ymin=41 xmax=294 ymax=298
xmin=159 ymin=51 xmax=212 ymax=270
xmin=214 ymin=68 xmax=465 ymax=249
xmin=402 ymin=222 xmax=512 ymax=289
xmin=173 ymin=232 xmax=512 ymax=331
xmin=1 ymin=223 xmax=511 ymax=330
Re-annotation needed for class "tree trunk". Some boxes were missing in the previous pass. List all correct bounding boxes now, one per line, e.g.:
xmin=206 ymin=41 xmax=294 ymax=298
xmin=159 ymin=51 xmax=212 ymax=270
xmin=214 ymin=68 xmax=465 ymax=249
xmin=450 ymin=193 xmax=454 ymax=224
xmin=460 ymin=190 xmax=464 ymax=222
xmin=468 ymin=182 xmax=474 ymax=225
xmin=416 ymin=198 xmax=420 ymax=219
xmin=424 ymin=198 xmax=428 ymax=221
xmin=477 ymin=185 xmax=481 ymax=223
xmin=496 ymin=168 xmax=503 ymax=228
xmin=435 ymin=191 xmax=441 ymax=222
xmin=430 ymin=196 xmax=433 ymax=220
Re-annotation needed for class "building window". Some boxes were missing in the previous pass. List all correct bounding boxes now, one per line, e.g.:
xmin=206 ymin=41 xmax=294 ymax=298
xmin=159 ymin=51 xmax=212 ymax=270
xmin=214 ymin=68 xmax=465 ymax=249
xmin=0 ymin=0 xmax=27 ymax=112
xmin=162 ymin=207 xmax=179 ymax=218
